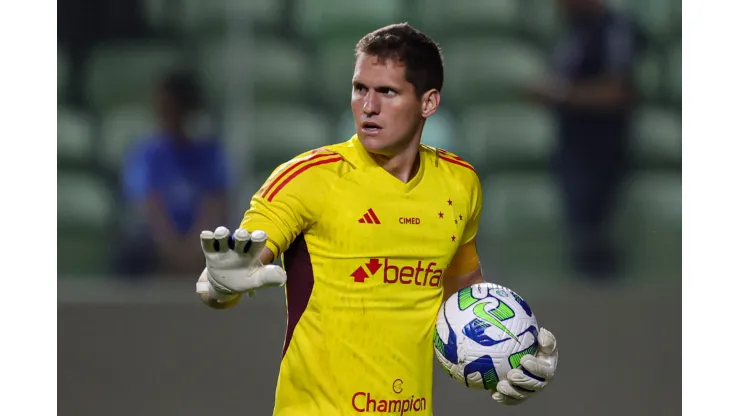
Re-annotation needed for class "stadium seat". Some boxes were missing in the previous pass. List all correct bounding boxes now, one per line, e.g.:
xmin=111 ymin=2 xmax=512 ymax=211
xmin=143 ymin=0 xmax=281 ymax=33
xmin=608 ymin=0 xmax=674 ymax=40
xmin=443 ymin=38 xmax=547 ymax=107
xmin=293 ymin=0 xmax=402 ymax=40
xmin=58 ymin=173 xmax=114 ymax=228
xmin=86 ymin=43 xmax=185 ymax=111
xmin=58 ymin=47 xmax=69 ymax=103
xmin=632 ymin=106 xmax=681 ymax=167
xmin=197 ymin=36 xmax=310 ymax=104
xmin=636 ymin=49 xmax=662 ymax=101
xmin=315 ymin=39 xmax=358 ymax=109
xmin=58 ymin=107 xmax=94 ymax=163
xmin=667 ymin=42 xmax=681 ymax=102
xmin=185 ymin=0 xmax=280 ymax=32
xmin=336 ymin=109 xmax=457 ymax=152
xmin=416 ymin=0 xmax=519 ymax=35
xmin=100 ymin=105 xmax=156 ymax=168
xmin=459 ymin=103 xmax=555 ymax=170
xmin=224 ymin=105 xmax=334 ymax=171
xmin=480 ymin=173 xmax=565 ymax=275
xmin=618 ymin=172 xmax=681 ymax=277
xmin=518 ymin=0 xmax=561 ymax=42
xmin=58 ymin=173 xmax=115 ymax=275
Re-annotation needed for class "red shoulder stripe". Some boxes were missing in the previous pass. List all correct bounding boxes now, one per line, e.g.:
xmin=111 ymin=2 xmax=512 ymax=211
xmin=439 ymin=155 xmax=476 ymax=172
xmin=260 ymin=152 xmax=337 ymax=198
xmin=266 ymin=156 xmax=344 ymax=202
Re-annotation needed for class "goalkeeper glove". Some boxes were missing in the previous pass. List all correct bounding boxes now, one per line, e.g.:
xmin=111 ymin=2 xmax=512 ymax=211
xmin=195 ymin=226 xmax=287 ymax=301
xmin=492 ymin=327 xmax=559 ymax=405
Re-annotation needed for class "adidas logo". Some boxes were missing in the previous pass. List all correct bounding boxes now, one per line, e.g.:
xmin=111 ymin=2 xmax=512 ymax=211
xmin=358 ymin=208 xmax=381 ymax=224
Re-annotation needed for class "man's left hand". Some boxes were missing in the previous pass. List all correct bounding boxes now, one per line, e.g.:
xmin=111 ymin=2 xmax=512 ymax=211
xmin=491 ymin=327 xmax=559 ymax=405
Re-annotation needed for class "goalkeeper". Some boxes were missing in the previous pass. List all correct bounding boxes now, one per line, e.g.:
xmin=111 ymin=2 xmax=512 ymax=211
xmin=196 ymin=23 xmax=559 ymax=415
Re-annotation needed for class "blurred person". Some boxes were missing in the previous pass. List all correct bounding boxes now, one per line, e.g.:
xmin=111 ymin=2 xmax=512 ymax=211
xmin=525 ymin=0 xmax=645 ymax=282
xmin=115 ymin=71 xmax=229 ymax=277
xmin=194 ymin=23 xmax=560 ymax=415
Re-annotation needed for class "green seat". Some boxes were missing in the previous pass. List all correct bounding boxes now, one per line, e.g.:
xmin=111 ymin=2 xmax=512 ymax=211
xmin=225 ymin=106 xmax=334 ymax=171
xmin=633 ymin=106 xmax=681 ymax=167
xmin=315 ymin=39 xmax=358 ymax=109
xmin=197 ymin=36 xmax=310 ymax=104
xmin=293 ymin=0 xmax=402 ymax=40
xmin=86 ymin=43 xmax=185 ymax=111
xmin=667 ymin=42 xmax=681 ymax=102
xmin=58 ymin=47 xmax=69 ymax=103
xmin=443 ymin=38 xmax=547 ymax=107
xmin=58 ymin=173 xmax=114 ymax=275
xmin=100 ymin=105 xmax=156 ymax=168
xmin=417 ymin=0 xmax=518 ymax=35
xmin=460 ymin=103 xmax=555 ymax=171
xmin=480 ymin=173 xmax=564 ymax=276
xmin=336 ymin=109 xmax=457 ymax=152
xmin=143 ymin=0 xmax=281 ymax=33
xmin=611 ymin=0 xmax=674 ymax=40
xmin=618 ymin=173 xmax=681 ymax=278
xmin=636 ymin=49 xmax=662 ymax=101
xmin=58 ymin=107 xmax=94 ymax=163
xmin=519 ymin=0 xmax=562 ymax=43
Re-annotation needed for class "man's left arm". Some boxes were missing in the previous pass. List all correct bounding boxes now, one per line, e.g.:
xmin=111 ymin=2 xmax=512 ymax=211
xmin=444 ymin=242 xmax=559 ymax=406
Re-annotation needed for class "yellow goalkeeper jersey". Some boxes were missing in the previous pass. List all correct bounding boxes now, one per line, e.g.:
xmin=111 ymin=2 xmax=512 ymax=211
xmin=240 ymin=135 xmax=482 ymax=416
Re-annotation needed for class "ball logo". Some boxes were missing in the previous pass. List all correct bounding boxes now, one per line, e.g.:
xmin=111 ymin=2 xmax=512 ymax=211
xmin=392 ymin=379 xmax=403 ymax=394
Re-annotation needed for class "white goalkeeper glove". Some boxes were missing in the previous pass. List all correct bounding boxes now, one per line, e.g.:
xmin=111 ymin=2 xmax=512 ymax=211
xmin=195 ymin=226 xmax=287 ymax=301
xmin=491 ymin=327 xmax=559 ymax=406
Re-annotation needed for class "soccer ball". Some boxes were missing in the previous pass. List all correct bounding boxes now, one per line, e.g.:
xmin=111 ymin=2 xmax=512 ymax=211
xmin=434 ymin=283 xmax=539 ymax=390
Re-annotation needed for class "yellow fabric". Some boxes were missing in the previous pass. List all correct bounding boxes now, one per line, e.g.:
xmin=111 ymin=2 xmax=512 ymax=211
xmin=240 ymin=136 xmax=483 ymax=415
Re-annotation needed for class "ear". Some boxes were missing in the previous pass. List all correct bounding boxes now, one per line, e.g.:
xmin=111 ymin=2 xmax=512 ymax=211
xmin=420 ymin=89 xmax=441 ymax=119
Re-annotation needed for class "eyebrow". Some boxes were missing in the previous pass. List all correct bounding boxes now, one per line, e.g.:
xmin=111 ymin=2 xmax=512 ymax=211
xmin=352 ymin=81 xmax=399 ymax=92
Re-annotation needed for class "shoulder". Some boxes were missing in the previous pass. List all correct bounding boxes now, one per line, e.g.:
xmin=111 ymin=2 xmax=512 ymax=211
xmin=423 ymin=145 xmax=481 ymax=191
xmin=258 ymin=147 xmax=351 ymax=202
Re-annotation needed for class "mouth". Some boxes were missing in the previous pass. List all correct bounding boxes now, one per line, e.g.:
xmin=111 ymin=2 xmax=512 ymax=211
xmin=361 ymin=121 xmax=382 ymax=134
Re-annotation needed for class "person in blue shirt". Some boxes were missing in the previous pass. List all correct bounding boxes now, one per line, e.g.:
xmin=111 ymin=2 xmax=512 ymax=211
xmin=116 ymin=71 xmax=229 ymax=277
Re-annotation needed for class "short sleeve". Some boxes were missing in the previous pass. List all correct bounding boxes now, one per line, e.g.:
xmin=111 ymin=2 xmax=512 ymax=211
xmin=239 ymin=151 xmax=340 ymax=258
xmin=461 ymin=172 xmax=483 ymax=245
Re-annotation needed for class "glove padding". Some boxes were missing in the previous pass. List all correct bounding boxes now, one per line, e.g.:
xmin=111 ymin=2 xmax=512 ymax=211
xmin=492 ymin=327 xmax=558 ymax=406
xmin=199 ymin=226 xmax=287 ymax=296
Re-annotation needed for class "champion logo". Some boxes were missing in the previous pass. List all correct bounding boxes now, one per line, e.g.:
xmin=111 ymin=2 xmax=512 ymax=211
xmin=358 ymin=208 xmax=382 ymax=224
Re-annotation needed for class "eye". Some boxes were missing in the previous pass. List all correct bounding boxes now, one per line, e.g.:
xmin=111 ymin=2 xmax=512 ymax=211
xmin=353 ymin=84 xmax=367 ymax=93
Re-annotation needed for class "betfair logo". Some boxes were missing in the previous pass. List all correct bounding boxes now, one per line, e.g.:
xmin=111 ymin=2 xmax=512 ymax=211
xmin=350 ymin=258 xmax=442 ymax=287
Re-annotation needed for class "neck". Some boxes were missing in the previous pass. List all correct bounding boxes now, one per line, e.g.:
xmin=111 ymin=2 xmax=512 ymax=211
xmin=369 ymin=141 xmax=421 ymax=183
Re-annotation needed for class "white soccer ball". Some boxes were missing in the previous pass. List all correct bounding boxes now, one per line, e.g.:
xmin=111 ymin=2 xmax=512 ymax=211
xmin=434 ymin=282 xmax=539 ymax=390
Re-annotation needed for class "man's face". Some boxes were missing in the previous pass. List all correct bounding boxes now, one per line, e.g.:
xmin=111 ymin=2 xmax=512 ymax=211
xmin=350 ymin=53 xmax=425 ymax=156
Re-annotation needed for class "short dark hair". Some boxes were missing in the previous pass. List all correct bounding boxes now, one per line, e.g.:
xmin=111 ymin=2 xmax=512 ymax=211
xmin=355 ymin=23 xmax=444 ymax=98
xmin=158 ymin=70 xmax=203 ymax=112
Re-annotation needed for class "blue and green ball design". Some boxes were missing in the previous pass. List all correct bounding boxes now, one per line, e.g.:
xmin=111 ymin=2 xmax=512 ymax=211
xmin=434 ymin=283 xmax=539 ymax=390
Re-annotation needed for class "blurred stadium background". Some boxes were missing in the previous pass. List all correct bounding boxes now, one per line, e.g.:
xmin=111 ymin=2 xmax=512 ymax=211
xmin=58 ymin=0 xmax=681 ymax=415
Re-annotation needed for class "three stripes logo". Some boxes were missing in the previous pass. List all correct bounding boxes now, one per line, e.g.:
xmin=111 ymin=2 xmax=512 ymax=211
xmin=358 ymin=208 xmax=381 ymax=224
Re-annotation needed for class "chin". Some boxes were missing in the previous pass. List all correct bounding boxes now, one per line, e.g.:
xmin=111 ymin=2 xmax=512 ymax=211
xmin=357 ymin=133 xmax=392 ymax=154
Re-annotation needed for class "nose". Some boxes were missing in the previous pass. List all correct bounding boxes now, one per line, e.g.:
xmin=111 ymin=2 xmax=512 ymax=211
xmin=362 ymin=90 xmax=380 ymax=116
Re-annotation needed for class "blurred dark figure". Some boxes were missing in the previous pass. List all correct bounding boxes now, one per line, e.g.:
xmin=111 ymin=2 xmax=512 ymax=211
xmin=115 ymin=71 xmax=230 ymax=277
xmin=526 ymin=0 xmax=645 ymax=282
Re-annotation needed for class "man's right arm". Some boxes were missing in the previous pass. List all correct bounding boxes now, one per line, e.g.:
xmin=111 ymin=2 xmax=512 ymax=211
xmin=197 ymin=149 xmax=340 ymax=309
